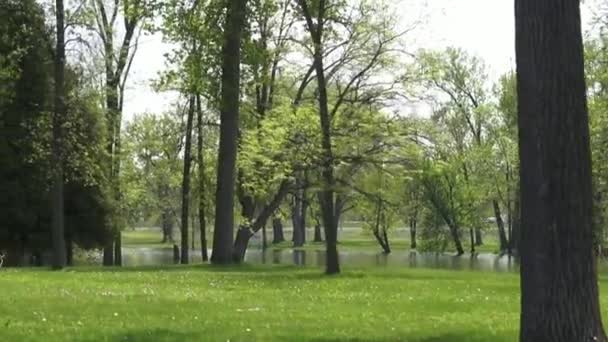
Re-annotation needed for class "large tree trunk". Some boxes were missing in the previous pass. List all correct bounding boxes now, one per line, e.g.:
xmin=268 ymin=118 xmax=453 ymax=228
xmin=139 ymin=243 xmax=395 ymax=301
xmin=102 ymin=244 xmax=113 ymax=266
xmin=272 ymin=218 xmax=285 ymax=243
xmin=65 ymin=234 xmax=73 ymax=266
xmin=196 ymin=95 xmax=208 ymax=262
xmin=493 ymin=199 xmax=509 ymax=252
xmin=211 ymin=0 xmax=247 ymax=264
xmin=51 ymin=0 xmax=67 ymax=270
xmin=510 ymin=186 xmax=521 ymax=255
xmin=180 ymin=96 xmax=195 ymax=264
xmin=516 ymin=1 xmax=607 ymax=340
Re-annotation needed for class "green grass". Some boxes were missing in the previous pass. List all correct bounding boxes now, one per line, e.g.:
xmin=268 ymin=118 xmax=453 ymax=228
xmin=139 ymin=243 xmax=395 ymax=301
xmin=0 ymin=265 xmax=526 ymax=341
xmin=5 ymin=265 xmax=608 ymax=341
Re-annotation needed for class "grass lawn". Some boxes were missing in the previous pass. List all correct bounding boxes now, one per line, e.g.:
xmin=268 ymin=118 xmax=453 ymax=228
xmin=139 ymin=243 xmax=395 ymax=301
xmin=3 ymin=265 xmax=608 ymax=341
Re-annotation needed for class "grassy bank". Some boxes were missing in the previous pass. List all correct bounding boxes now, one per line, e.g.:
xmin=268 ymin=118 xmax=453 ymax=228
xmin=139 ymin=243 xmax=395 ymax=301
xmin=3 ymin=265 xmax=605 ymax=341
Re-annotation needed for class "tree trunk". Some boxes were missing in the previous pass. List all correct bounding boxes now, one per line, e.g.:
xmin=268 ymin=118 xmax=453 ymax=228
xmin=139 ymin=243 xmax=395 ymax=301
xmin=191 ymin=214 xmax=196 ymax=251
xmin=102 ymin=244 xmax=113 ymax=266
xmin=272 ymin=218 xmax=285 ymax=243
xmin=469 ymin=228 xmax=475 ymax=254
xmin=299 ymin=0 xmax=339 ymax=275
xmin=516 ymin=1 xmax=607 ymax=340
xmin=233 ymin=226 xmax=254 ymax=263
xmin=211 ymin=0 xmax=247 ymax=265
xmin=410 ymin=218 xmax=417 ymax=249
xmin=65 ymin=234 xmax=73 ymax=267
xmin=196 ymin=95 xmax=208 ymax=262
xmin=314 ymin=224 xmax=323 ymax=242
xmin=231 ymin=181 xmax=291 ymax=262
xmin=262 ymin=224 xmax=268 ymax=250
xmin=292 ymin=191 xmax=304 ymax=247
xmin=173 ymin=244 xmax=180 ymax=264
xmin=474 ymin=227 xmax=483 ymax=246
xmin=447 ymin=222 xmax=464 ymax=255
xmin=114 ymin=232 xmax=122 ymax=266
xmin=493 ymin=199 xmax=509 ymax=252
xmin=180 ymin=96 xmax=195 ymax=264
xmin=510 ymin=187 xmax=521 ymax=255
xmin=51 ymin=0 xmax=67 ymax=270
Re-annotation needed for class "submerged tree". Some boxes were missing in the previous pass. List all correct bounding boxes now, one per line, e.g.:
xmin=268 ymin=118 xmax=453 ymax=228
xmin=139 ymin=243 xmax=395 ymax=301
xmin=515 ymin=0 xmax=607 ymax=340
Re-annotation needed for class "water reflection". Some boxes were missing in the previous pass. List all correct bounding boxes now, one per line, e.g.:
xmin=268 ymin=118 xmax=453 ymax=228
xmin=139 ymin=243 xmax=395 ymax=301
xmin=110 ymin=247 xmax=522 ymax=272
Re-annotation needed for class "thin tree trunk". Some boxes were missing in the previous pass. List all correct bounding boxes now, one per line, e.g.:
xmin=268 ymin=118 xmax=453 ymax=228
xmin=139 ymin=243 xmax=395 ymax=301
xmin=114 ymin=232 xmax=122 ymax=266
xmin=469 ymin=228 xmax=475 ymax=254
xmin=516 ymin=1 xmax=607 ymax=340
xmin=180 ymin=96 xmax=195 ymax=264
xmin=299 ymin=0 xmax=339 ymax=275
xmin=448 ymin=222 xmax=464 ymax=256
xmin=493 ymin=199 xmax=508 ymax=252
xmin=51 ymin=0 xmax=67 ymax=270
xmin=191 ymin=213 xmax=195 ymax=250
xmin=410 ymin=218 xmax=417 ymax=249
xmin=196 ymin=95 xmax=208 ymax=262
xmin=314 ymin=224 xmax=323 ymax=242
xmin=292 ymin=191 xmax=304 ymax=247
xmin=474 ymin=227 xmax=483 ymax=246
xmin=211 ymin=0 xmax=247 ymax=264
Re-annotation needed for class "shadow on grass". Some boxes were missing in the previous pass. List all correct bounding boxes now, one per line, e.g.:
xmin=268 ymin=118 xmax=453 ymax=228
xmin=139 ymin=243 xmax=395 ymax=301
xmin=81 ymin=329 xmax=202 ymax=342
xmin=55 ymin=263 xmax=515 ymax=285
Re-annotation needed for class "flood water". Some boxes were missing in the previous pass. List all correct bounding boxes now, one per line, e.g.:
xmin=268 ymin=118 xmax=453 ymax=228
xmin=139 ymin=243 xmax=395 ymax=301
xmin=114 ymin=247 xmax=521 ymax=272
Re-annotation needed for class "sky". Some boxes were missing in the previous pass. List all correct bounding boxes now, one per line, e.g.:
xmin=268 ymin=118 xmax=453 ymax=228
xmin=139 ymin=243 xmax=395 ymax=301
xmin=121 ymin=0 xmax=596 ymax=122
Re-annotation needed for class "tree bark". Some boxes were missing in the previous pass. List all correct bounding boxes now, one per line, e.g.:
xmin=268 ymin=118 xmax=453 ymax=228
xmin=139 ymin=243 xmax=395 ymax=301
xmin=272 ymin=218 xmax=285 ymax=243
xmin=51 ymin=0 xmax=67 ymax=270
xmin=232 ymin=180 xmax=291 ymax=262
xmin=410 ymin=218 xmax=417 ymax=249
xmin=211 ymin=0 xmax=247 ymax=264
xmin=292 ymin=191 xmax=305 ymax=247
xmin=299 ymin=0 xmax=340 ymax=275
xmin=196 ymin=95 xmax=208 ymax=262
xmin=469 ymin=228 xmax=475 ymax=254
xmin=65 ymin=234 xmax=73 ymax=267
xmin=314 ymin=224 xmax=323 ymax=242
xmin=180 ymin=96 xmax=195 ymax=264
xmin=474 ymin=227 xmax=483 ymax=246
xmin=114 ymin=232 xmax=122 ymax=266
xmin=102 ymin=243 xmax=113 ymax=266
xmin=516 ymin=1 xmax=607 ymax=340
xmin=493 ymin=199 xmax=509 ymax=252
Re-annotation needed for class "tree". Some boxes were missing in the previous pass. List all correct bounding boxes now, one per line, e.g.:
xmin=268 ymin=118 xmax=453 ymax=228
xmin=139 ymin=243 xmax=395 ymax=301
xmin=515 ymin=0 xmax=607 ymax=340
xmin=180 ymin=96 xmax=195 ymax=263
xmin=211 ymin=0 xmax=248 ymax=264
xmin=51 ymin=0 xmax=68 ymax=269
xmin=83 ymin=0 xmax=154 ymax=266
